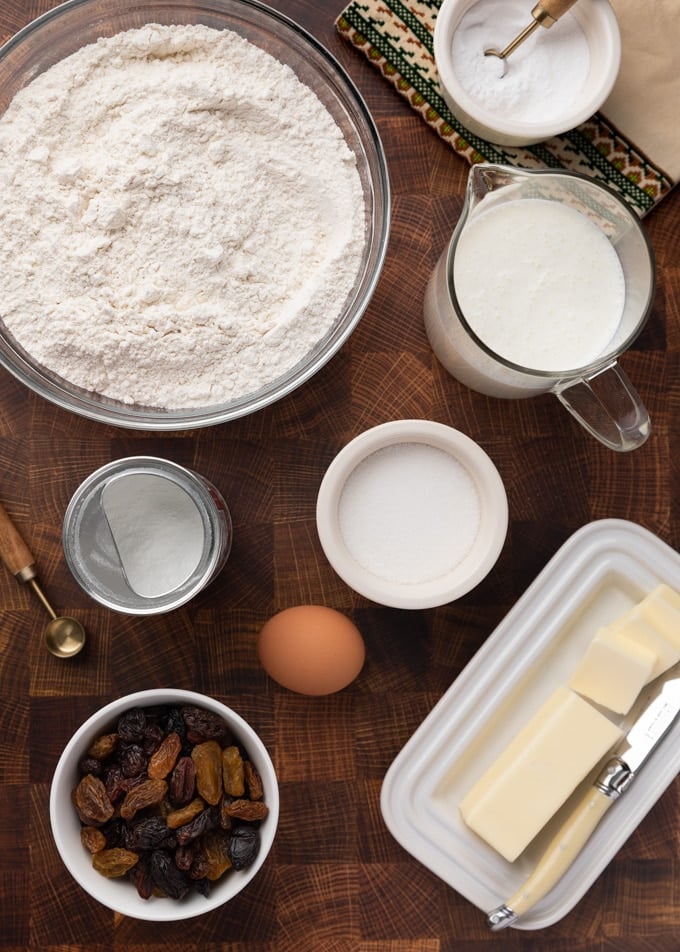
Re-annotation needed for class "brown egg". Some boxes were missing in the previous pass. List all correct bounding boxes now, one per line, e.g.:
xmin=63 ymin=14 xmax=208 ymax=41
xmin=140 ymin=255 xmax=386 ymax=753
xmin=257 ymin=605 xmax=365 ymax=696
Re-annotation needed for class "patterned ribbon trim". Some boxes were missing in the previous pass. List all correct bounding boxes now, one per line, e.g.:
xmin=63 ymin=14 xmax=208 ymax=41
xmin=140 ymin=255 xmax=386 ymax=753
xmin=336 ymin=0 xmax=674 ymax=216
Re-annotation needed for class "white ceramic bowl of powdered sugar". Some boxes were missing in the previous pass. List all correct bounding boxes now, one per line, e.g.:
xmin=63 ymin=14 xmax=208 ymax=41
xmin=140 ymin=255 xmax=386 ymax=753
xmin=0 ymin=0 xmax=389 ymax=429
xmin=434 ymin=0 xmax=621 ymax=147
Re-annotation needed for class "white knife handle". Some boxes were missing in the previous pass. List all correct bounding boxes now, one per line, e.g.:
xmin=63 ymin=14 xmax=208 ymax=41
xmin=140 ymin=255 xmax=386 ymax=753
xmin=486 ymin=786 xmax=614 ymax=930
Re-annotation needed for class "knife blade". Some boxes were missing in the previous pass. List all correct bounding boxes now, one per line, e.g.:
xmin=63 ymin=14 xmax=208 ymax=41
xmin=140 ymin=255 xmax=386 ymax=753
xmin=486 ymin=676 xmax=680 ymax=931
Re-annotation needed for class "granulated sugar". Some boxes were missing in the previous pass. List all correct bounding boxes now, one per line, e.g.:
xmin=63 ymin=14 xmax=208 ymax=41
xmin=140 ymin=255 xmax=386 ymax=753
xmin=452 ymin=0 xmax=590 ymax=122
xmin=337 ymin=442 xmax=481 ymax=584
xmin=0 ymin=24 xmax=366 ymax=409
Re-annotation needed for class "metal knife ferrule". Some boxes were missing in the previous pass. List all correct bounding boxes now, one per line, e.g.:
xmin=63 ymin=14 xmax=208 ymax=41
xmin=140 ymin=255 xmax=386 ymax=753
xmin=594 ymin=757 xmax=635 ymax=799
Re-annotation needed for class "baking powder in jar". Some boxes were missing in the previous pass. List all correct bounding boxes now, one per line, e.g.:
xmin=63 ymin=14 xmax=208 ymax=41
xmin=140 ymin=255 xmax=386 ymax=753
xmin=63 ymin=457 xmax=232 ymax=614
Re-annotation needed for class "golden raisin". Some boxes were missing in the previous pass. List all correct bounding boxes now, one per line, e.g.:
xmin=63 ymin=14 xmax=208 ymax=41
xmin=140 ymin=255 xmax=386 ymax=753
xmin=191 ymin=740 xmax=223 ymax=805
xmin=92 ymin=848 xmax=139 ymax=878
xmin=87 ymin=733 xmax=119 ymax=760
xmin=244 ymin=760 xmax=264 ymax=801
xmin=201 ymin=829 xmax=232 ymax=881
xmin=148 ymin=732 xmax=181 ymax=780
xmin=80 ymin=826 xmax=107 ymax=853
xmin=224 ymin=798 xmax=269 ymax=821
xmin=120 ymin=778 xmax=168 ymax=821
xmin=166 ymin=797 xmax=205 ymax=830
xmin=73 ymin=774 xmax=115 ymax=826
xmin=222 ymin=746 xmax=245 ymax=797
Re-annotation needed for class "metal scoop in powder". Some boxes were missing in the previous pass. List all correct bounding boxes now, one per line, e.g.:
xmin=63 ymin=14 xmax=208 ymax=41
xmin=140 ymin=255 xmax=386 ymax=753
xmin=484 ymin=0 xmax=578 ymax=75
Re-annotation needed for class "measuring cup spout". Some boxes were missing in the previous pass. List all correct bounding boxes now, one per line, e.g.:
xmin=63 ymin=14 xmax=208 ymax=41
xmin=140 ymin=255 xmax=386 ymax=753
xmin=554 ymin=362 xmax=651 ymax=452
xmin=466 ymin=163 xmax=530 ymax=211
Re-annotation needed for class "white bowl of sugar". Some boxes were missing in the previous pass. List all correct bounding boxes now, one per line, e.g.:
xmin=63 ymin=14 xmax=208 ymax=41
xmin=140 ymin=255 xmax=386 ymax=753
xmin=434 ymin=0 xmax=621 ymax=147
xmin=316 ymin=420 xmax=508 ymax=609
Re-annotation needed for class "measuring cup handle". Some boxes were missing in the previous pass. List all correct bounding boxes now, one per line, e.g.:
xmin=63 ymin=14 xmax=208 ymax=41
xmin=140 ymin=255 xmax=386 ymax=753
xmin=554 ymin=361 xmax=651 ymax=452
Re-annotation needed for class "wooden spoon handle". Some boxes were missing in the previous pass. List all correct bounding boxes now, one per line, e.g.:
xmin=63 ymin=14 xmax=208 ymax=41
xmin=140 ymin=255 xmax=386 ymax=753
xmin=536 ymin=0 xmax=578 ymax=23
xmin=0 ymin=501 xmax=36 ymax=580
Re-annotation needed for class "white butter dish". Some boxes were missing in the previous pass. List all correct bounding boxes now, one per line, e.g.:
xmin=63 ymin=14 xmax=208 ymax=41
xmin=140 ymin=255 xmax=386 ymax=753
xmin=380 ymin=519 xmax=680 ymax=929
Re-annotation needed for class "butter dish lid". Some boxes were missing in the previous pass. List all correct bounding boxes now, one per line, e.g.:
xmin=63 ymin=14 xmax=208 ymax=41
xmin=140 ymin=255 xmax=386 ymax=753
xmin=380 ymin=519 xmax=680 ymax=929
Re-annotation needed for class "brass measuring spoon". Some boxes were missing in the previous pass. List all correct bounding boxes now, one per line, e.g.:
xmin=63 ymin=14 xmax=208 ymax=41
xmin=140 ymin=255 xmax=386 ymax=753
xmin=484 ymin=0 xmax=579 ymax=72
xmin=0 ymin=500 xmax=86 ymax=658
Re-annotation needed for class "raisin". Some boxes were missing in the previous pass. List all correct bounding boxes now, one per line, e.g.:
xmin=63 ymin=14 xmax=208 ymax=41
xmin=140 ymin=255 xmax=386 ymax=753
xmin=244 ymin=761 xmax=264 ymax=801
xmin=130 ymin=856 xmax=154 ymax=900
xmin=120 ymin=778 xmax=168 ymax=821
xmin=222 ymin=746 xmax=245 ymax=797
xmin=79 ymin=756 xmax=104 ymax=778
xmin=168 ymin=756 xmax=196 ymax=806
xmin=218 ymin=795 xmax=233 ymax=830
xmin=92 ymin=848 xmax=139 ymax=878
xmin=80 ymin=826 xmax=107 ymax=853
xmin=181 ymin=706 xmax=228 ymax=742
xmin=175 ymin=806 xmax=217 ymax=845
xmin=149 ymin=849 xmax=190 ymax=900
xmin=148 ymin=732 xmax=181 ymax=780
xmin=188 ymin=845 xmax=210 ymax=881
xmin=227 ymin=825 xmax=260 ymax=870
xmin=87 ymin=733 xmax=118 ymax=760
xmin=162 ymin=707 xmax=188 ymax=748
xmin=120 ymin=744 xmax=148 ymax=778
xmin=117 ymin=708 xmax=147 ymax=743
xmin=191 ymin=740 xmax=223 ymax=805
xmin=224 ymin=799 xmax=269 ymax=822
xmin=166 ymin=797 xmax=205 ymax=830
xmin=194 ymin=877 xmax=211 ymax=897
xmin=202 ymin=829 xmax=233 ymax=881
xmin=100 ymin=817 xmax=127 ymax=849
xmin=126 ymin=816 xmax=177 ymax=851
xmin=73 ymin=774 xmax=115 ymax=826
xmin=141 ymin=723 xmax=165 ymax=756
xmin=174 ymin=843 xmax=195 ymax=871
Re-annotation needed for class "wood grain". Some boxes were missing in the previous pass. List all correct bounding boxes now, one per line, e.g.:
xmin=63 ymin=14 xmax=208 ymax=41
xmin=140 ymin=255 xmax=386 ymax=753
xmin=0 ymin=0 xmax=679 ymax=949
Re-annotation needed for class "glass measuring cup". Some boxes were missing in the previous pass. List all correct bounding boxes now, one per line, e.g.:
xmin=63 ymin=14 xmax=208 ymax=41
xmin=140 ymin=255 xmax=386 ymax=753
xmin=424 ymin=165 xmax=655 ymax=452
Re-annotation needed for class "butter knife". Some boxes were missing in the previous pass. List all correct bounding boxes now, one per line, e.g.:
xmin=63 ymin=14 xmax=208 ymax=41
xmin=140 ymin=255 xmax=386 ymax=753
xmin=486 ymin=676 xmax=680 ymax=931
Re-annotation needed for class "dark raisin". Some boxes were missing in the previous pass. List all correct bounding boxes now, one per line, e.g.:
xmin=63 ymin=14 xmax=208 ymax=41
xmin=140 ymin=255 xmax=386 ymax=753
xmin=175 ymin=805 xmax=217 ymax=845
xmin=141 ymin=723 xmax=165 ymax=756
xmin=119 ymin=744 xmax=148 ymax=778
xmin=194 ymin=877 xmax=211 ymax=897
xmin=130 ymin=855 xmax=154 ymax=900
xmin=126 ymin=816 xmax=177 ymax=851
xmin=181 ymin=705 xmax=228 ymax=743
xmin=117 ymin=707 xmax=147 ymax=743
xmin=149 ymin=849 xmax=190 ymax=900
xmin=227 ymin=825 xmax=260 ymax=870
xmin=174 ymin=843 xmax=195 ymax=871
xmin=79 ymin=756 xmax=104 ymax=778
xmin=168 ymin=756 xmax=196 ymax=806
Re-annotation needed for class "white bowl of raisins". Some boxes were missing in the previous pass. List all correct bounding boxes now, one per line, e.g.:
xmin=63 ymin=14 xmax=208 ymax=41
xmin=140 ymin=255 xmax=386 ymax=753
xmin=49 ymin=689 xmax=278 ymax=920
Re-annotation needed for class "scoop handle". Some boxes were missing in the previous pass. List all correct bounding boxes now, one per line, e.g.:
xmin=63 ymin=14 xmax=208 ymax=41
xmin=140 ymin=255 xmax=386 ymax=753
xmin=0 ymin=501 xmax=37 ymax=580
xmin=535 ymin=0 xmax=578 ymax=24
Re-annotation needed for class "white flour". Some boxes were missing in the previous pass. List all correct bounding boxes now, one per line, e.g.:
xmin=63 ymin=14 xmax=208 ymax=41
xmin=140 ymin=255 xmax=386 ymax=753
xmin=0 ymin=24 xmax=366 ymax=409
xmin=451 ymin=0 xmax=590 ymax=121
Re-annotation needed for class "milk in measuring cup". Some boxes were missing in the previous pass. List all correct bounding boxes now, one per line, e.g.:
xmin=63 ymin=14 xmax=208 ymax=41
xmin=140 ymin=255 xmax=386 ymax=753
xmin=425 ymin=198 xmax=626 ymax=396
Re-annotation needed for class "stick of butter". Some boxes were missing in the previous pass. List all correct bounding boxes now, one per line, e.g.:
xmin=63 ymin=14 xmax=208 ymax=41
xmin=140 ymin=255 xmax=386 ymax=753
xmin=635 ymin=584 xmax=680 ymax=654
xmin=569 ymin=626 xmax=656 ymax=714
xmin=459 ymin=687 xmax=622 ymax=863
xmin=613 ymin=610 xmax=680 ymax=684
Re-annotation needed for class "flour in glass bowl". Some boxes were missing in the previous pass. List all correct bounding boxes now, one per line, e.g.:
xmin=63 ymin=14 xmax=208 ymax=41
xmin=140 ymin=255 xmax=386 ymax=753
xmin=0 ymin=24 xmax=366 ymax=409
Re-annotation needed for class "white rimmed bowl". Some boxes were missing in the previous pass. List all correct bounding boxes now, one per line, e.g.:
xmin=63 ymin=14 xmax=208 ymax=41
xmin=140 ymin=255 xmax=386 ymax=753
xmin=49 ymin=689 xmax=278 ymax=921
xmin=316 ymin=420 xmax=508 ymax=609
xmin=433 ymin=0 xmax=621 ymax=147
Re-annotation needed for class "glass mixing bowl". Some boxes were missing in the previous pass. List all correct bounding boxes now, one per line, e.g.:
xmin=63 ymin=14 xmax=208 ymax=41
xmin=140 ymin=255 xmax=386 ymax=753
xmin=0 ymin=0 xmax=390 ymax=429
